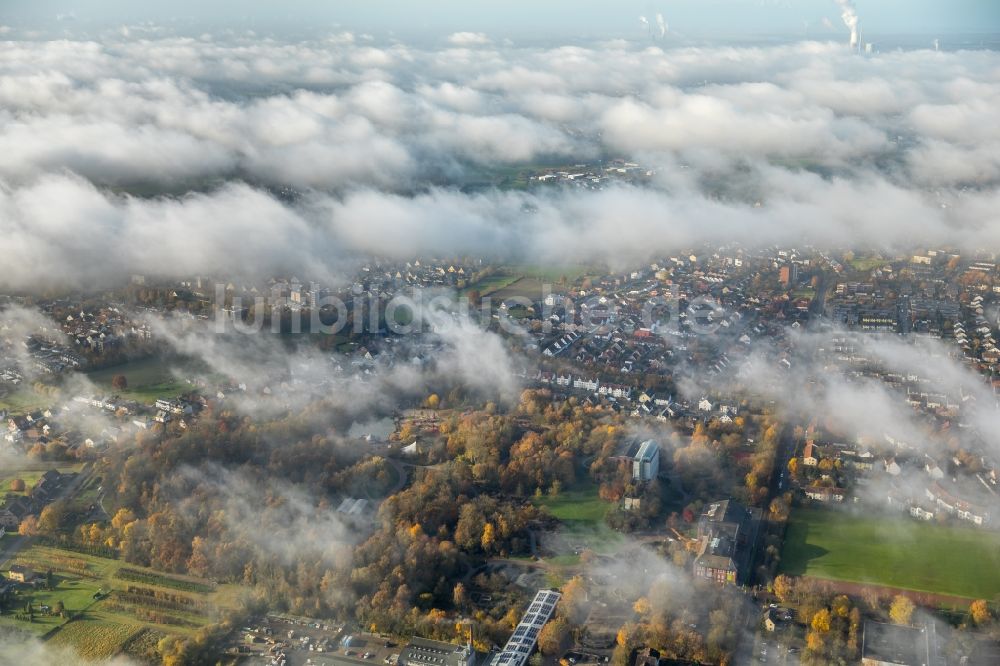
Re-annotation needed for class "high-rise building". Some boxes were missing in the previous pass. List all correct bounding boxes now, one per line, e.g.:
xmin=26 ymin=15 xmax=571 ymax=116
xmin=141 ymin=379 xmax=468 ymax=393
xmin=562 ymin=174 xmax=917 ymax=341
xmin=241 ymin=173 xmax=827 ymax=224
xmin=633 ymin=439 xmax=660 ymax=482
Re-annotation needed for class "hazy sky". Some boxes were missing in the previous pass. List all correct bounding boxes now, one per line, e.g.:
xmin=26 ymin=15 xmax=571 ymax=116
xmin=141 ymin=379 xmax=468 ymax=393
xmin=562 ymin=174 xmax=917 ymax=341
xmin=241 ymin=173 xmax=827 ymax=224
xmin=4 ymin=0 xmax=1000 ymax=39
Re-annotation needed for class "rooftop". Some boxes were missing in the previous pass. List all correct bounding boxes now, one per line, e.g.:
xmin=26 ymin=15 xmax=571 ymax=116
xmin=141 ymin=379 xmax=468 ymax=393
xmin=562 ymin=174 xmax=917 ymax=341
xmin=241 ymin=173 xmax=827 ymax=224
xmin=861 ymin=621 xmax=931 ymax=666
xmin=635 ymin=439 xmax=659 ymax=462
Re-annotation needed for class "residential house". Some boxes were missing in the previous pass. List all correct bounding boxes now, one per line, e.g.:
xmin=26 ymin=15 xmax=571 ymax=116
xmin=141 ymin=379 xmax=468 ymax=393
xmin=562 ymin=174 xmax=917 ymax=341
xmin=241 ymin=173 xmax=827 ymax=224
xmin=805 ymin=484 xmax=846 ymax=503
xmin=802 ymin=441 xmax=818 ymax=466
xmin=925 ymin=480 xmax=991 ymax=526
xmin=7 ymin=564 xmax=35 ymax=583
xmin=0 ymin=496 xmax=34 ymax=529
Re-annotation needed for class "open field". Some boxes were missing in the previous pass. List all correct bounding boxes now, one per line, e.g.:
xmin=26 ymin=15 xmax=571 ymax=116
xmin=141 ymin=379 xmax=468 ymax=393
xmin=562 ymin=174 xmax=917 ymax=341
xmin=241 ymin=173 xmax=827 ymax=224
xmin=4 ymin=355 xmax=204 ymax=413
xmin=1 ymin=544 xmax=233 ymax=646
xmin=780 ymin=507 xmax=1000 ymax=599
xmin=86 ymin=355 xmax=195 ymax=403
xmin=490 ymin=278 xmax=570 ymax=302
xmin=462 ymin=162 xmax=574 ymax=190
xmin=463 ymin=264 xmax=597 ymax=301
xmin=0 ymin=470 xmax=45 ymax=496
xmin=848 ymin=256 xmax=891 ymax=272
xmin=534 ymin=478 xmax=622 ymax=556
xmin=462 ymin=273 xmax=522 ymax=296
xmin=534 ymin=478 xmax=608 ymax=523
xmin=0 ymin=386 xmax=56 ymax=414
xmin=46 ymin=618 xmax=143 ymax=660
xmin=507 ymin=264 xmax=594 ymax=284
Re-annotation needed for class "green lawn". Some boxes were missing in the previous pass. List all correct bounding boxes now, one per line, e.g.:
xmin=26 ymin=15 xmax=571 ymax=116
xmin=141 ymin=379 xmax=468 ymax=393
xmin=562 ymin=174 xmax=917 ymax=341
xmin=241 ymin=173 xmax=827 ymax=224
xmin=0 ymin=470 xmax=45 ymax=496
xmin=534 ymin=479 xmax=623 ymax=555
xmin=0 ymin=570 xmax=104 ymax=635
xmin=780 ymin=507 xmax=1000 ymax=599
xmin=462 ymin=273 xmax=522 ymax=297
xmin=2 ymin=354 xmax=202 ymax=414
xmin=0 ymin=387 xmax=57 ymax=414
xmin=849 ymin=256 xmax=890 ymax=272
xmin=491 ymin=277 xmax=578 ymax=303
xmin=507 ymin=264 xmax=594 ymax=285
xmin=463 ymin=265 xmax=597 ymax=299
xmin=534 ymin=479 xmax=608 ymax=523
xmin=85 ymin=356 xmax=196 ymax=404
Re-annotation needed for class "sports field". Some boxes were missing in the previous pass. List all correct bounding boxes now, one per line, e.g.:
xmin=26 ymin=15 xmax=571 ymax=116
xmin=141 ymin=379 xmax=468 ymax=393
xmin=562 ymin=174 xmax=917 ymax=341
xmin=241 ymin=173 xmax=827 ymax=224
xmin=780 ymin=507 xmax=1000 ymax=599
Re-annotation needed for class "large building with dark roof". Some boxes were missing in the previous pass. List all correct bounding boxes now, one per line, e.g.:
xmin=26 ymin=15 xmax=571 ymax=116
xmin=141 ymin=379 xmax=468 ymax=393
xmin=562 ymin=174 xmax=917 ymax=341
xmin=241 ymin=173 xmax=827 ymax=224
xmin=692 ymin=499 xmax=760 ymax=585
xmin=861 ymin=621 xmax=934 ymax=666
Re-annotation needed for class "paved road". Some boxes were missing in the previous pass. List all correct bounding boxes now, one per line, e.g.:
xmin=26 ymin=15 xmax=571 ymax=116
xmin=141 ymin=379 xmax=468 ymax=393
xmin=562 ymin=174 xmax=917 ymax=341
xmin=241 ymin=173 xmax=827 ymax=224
xmin=808 ymin=271 xmax=829 ymax=321
xmin=767 ymin=425 xmax=795 ymax=502
xmin=0 ymin=533 xmax=28 ymax=569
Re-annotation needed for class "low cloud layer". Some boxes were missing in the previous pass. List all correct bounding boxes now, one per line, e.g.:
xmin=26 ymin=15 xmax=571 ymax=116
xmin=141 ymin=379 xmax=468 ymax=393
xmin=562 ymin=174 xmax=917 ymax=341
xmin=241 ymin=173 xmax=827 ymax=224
xmin=0 ymin=31 xmax=998 ymax=289
xmin=682 ymin=327 xmax=1000 ymax=460
xmin=0 ymin=635 xmax=136 ymax=666
xmin=142 ymin=296 xmax=521 ymax=415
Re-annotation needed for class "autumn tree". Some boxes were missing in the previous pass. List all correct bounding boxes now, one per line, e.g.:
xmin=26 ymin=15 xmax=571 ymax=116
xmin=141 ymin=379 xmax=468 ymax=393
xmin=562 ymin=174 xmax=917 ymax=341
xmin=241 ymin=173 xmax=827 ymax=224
xmin=112 ymin=374 xmax=128 ymax=390
xmin=787 ymin=457 xmax=799 ymax=479
xmin=805 ymin=630 xmax=825 ymax=653
xmin=831 ymin=595 xmax=851 ymax=619
xmin=453 ymin=582 xmax=468 ymax=610
xmin=862 ymin=587 xmax=880 ymax=611
xmin=773 ymin=574 xmax=795 ymax=603
xmin=454 ymin=504 xmax=485 ymax=551
xmin=616 ymin=622 xmax=636 ymax=648
xmin=399 ymin=423 xmax=416 ymax=443
xmin=559 ymin=576 xmax=590 ymax=625
xmin=19 ymin=514 xmax=40 ymax=536
xmin=111 ymin=507 xmax=137 ymax=531
xmin=889 ymin=595 xmax=915 ymax=626
xmin=538 ymin=617 xmax=570 ymax=655
xmin=847 ymin=607 xmax=862 ymax=655
xmin=768 ymin=496 xmax=790 ymax=521
xmin=38 ymin=500 xmax=69 ymax=535
xmin=186 ymin=536 xmax=212 ymax=577
xmin=481 ymin=523 xmax=496 ymax=552
xmin=9 ymin=478 xmax=25 ymax=492
xmin=970 ymin=599 xmax=992 ymax=625
xmin=811 ymin=608 xmax=832 ymax=633
xmin=633 ymin=597 xmax=651 ymax=617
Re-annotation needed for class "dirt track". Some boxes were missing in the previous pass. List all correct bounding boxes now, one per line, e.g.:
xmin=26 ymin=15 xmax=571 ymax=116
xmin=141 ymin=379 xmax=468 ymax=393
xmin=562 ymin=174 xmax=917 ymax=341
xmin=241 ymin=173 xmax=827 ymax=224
xmin=802 ymin=576 xmax=975 ymax=609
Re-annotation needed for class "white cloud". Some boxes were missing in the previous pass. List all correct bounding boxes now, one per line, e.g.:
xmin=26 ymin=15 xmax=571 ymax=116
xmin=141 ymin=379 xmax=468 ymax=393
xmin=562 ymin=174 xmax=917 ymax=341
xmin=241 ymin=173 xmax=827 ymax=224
xmin=447 ymin=32 xmax=491 ymax=46
xmin=0 ymin=33 xmax=997 ymax=289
